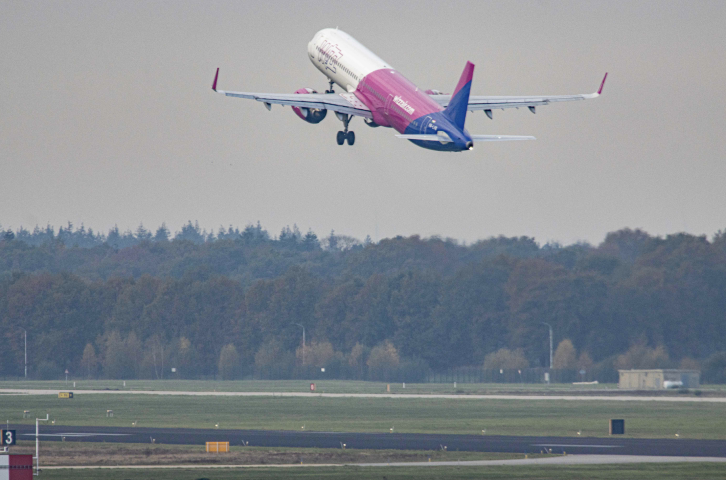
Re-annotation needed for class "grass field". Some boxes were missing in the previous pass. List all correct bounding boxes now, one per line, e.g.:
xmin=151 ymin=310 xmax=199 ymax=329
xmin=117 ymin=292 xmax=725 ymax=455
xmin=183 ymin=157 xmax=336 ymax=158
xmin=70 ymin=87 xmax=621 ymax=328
xmin=0 ymin=379 xmax=622 ymax=394
xmin=2 ymin=379 xmax=724 ymax=396
xmin=39 ymin=463 xmax=726 ymax=480
xmin=10 ymin=440 xmax=530 ymax=466
xmin=2 ymin=392 xmax=724 ymax=439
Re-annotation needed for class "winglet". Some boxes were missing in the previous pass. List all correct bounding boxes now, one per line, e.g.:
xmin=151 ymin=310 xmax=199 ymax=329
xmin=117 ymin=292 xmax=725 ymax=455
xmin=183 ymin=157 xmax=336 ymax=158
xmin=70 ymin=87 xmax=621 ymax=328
xmin=597 ymin=72 xmax=608 ymax=95
xmin=212 ymin=68 xmax=220 ymax=92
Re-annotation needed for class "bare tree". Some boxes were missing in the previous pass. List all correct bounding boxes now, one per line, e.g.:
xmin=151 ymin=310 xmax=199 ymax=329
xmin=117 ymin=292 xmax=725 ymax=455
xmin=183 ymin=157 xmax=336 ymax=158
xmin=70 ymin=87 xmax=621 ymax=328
xmin=80 ymin=343 xmax=97 ymax=378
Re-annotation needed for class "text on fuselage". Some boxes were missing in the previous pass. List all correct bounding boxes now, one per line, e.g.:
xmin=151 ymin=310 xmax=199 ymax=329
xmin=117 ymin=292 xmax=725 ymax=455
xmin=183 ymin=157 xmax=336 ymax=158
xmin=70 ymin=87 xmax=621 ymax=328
xmin=393 ymin=96 xmax=415 ymax=115
xmin=317 ymin=40 xmax=343 ymax=73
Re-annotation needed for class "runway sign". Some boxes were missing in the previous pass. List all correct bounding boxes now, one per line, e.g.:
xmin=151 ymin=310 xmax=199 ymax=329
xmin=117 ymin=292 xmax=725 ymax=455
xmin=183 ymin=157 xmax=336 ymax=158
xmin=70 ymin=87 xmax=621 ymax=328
xmin=1 ymin=430 xmax=16 ymax=446
xmin=610 ymin=419 xmax=625 ymax=435
xmin=206 ymin=441 xmax=229 ymax=453
xmin=0 ymin=454 xmax=33 ymax=480
xmin=58 ymin=392 xmax=73 ymax=399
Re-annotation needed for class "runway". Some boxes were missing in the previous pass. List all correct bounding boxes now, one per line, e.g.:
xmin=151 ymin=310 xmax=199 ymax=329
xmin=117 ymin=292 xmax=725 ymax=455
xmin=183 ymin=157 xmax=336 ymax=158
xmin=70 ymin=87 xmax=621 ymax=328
xmin=361 ymin=455 xmax=726 ymax=466
xmin=36 ymin=455 xmax=726 ymax=470
xmin=2 ymin=388 xmax=725 ymax=402
xmin=10 ymin=424 xmax=726 ymax=458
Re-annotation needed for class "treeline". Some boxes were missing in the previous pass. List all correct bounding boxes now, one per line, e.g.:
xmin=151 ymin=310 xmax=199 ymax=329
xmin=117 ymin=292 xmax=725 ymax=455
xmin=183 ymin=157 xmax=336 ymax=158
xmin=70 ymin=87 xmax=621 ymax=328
xmin=0 ymin=221 xmax=352 ymax=252
xmin=1 ymin=222 xmax=726 ymax=382
xmin=0 ymin=221 xmax=254 ymax=249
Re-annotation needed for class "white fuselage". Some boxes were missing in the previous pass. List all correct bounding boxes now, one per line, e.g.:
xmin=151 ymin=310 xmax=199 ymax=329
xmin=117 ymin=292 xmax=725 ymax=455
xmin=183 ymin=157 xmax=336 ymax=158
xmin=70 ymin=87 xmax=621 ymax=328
xmin=307 ymin=29 xmax=391 ymax=93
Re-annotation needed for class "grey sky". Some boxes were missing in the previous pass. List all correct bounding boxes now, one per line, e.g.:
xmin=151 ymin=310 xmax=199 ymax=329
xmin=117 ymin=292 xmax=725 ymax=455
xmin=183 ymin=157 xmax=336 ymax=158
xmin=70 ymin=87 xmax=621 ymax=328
xmin=2 ymin=1 xmax=725 ymax=245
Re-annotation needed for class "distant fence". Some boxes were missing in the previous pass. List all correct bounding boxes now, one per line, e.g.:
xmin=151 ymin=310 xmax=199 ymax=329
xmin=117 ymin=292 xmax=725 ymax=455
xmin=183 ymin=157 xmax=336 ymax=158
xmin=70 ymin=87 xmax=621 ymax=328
xmin=251 ymin=364 xmax=618 ymax=384
xmin=1 ymin=365 xmax=618 ymax=384
xmin=426 ymin=367 xmax=598 ymax=384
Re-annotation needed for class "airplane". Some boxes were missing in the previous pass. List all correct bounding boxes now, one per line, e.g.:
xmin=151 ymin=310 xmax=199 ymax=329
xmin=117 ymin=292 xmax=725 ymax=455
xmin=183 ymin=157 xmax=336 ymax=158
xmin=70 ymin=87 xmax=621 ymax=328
xmin=212 ymin=28 xmax=607 ymax=152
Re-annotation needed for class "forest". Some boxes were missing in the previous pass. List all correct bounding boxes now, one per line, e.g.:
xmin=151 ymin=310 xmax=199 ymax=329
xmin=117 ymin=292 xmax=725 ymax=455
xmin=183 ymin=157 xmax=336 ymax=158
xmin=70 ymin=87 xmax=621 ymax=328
xmin=1 ymin=221 xmax=725 ymax=383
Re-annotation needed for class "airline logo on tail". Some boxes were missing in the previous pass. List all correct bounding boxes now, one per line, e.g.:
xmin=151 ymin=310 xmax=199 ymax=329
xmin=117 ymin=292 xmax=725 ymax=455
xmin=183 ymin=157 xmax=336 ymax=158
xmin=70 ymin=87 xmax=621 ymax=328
xmin=443 ymin=61 xmax=475 ymax=130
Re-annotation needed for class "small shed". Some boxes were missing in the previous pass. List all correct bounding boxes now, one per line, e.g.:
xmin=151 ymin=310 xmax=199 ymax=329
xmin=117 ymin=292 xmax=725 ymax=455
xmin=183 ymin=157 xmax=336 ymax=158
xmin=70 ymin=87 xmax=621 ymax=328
xmin=618 ymin=369 xmax=700 ymax=389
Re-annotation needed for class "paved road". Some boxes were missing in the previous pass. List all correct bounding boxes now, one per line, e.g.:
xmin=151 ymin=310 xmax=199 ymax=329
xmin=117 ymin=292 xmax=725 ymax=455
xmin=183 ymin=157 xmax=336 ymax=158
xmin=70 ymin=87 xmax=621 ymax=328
xmin=361 ymin=455 xmax=726 ymax=466
xmin=36 ymin=456 xmax=726 ymax=470
xmin=10 ymin=424 xmax=726 ymax=457
xmin=2 ymin=388 xmax=724 ymax=402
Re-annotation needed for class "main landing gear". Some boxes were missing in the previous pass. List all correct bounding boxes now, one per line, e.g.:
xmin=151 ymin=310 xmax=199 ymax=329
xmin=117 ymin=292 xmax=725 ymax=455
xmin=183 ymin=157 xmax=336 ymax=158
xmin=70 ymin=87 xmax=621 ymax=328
xmin=327 ymin=79 xmax=355 ymax=145
xmin=335 ymin=113 xmax=355 ymax=146
xmin=336 ymin=130 xmax=354 ymax=145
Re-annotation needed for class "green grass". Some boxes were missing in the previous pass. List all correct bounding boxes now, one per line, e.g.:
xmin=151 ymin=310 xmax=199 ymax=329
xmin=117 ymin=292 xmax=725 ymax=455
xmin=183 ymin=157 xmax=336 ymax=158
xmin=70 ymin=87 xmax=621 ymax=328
xmin=0 ymin=379 xmax=622 ymax=394
xmin=39 ymin=463 xmax=726 ymax=480
xmin=2 ymin=393 xmax=725 ymax=439
xmin=11 ymin=440 xmax=531 ymax=466
xmin=3 ymin=379 xmax=723 ymax=396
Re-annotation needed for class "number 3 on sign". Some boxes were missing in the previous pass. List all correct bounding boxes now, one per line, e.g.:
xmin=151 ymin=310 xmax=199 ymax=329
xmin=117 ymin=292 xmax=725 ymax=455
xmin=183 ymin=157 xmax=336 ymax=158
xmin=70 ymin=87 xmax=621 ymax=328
xmin=1 ymin=429 xmax=16 ymax=446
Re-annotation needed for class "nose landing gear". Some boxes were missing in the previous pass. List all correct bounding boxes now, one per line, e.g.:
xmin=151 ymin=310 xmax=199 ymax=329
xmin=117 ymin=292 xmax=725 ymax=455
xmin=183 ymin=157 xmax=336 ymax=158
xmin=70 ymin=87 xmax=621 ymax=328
xmin=335 ymin=112 xmax=355 ymax=146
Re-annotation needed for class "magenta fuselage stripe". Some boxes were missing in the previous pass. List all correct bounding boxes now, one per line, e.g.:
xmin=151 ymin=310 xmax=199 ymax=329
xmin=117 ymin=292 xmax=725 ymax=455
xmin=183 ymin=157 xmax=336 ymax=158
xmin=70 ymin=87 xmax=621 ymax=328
xmin=354 ymin=68 xmax=444 ymax=132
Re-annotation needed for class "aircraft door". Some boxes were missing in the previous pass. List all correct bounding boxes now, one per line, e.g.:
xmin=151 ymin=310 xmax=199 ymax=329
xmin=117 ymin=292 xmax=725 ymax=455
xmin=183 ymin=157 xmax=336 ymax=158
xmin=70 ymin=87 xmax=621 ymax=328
xmin=385 ymin=94 xmax=394 ymax=116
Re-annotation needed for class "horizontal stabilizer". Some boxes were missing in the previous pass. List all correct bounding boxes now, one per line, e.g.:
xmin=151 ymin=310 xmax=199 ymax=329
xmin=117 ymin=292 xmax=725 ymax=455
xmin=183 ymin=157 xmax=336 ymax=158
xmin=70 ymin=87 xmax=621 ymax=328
xmin=396 ymin=134 xmax=535 ymax=142
xmin=470 ymin=135 xmax=536 ymax=142
xmin=395 ymin=134 xmax=441 ymax=141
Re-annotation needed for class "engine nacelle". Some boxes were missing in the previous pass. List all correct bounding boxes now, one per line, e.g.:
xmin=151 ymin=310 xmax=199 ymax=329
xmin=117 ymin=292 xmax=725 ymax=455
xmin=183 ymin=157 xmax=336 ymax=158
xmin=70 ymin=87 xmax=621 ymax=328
xmin=292 ymin=88 xmax=327 ymax=124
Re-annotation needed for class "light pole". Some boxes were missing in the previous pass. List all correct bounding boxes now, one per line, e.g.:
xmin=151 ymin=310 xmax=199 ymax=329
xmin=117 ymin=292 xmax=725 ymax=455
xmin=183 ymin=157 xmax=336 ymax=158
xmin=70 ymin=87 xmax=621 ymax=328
xmin=18 ymin=327 xmax=27 ymax=379
xmin=292 ymin=323 xmax=305 ymax=366
xmin=541 ymin=322 xmax=553 ymax=370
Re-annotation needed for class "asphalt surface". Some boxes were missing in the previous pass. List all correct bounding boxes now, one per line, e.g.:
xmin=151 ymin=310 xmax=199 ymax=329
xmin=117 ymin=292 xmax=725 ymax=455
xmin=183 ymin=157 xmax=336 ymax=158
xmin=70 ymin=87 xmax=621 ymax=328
xmin=3 ymin=388 xmax=725 ymax=402
xmin=10 ymin=424 xmax=726 ymax=458
xmin=36 ymin=456 xmax=726 ymax=470
xmin=361 ymin=455 xmax=726 ymax=466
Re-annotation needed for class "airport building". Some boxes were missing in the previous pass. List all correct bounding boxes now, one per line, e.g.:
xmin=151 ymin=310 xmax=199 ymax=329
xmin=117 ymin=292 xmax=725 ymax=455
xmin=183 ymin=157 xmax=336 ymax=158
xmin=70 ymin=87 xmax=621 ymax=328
xmin=618 ymin=369 xmax=700 ymax=389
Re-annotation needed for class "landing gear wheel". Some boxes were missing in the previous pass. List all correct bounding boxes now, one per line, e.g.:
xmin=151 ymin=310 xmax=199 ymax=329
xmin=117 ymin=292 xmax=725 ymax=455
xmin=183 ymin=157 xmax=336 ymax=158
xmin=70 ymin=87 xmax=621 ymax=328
xmin=335 ymin=113 xmax=354 ymax=145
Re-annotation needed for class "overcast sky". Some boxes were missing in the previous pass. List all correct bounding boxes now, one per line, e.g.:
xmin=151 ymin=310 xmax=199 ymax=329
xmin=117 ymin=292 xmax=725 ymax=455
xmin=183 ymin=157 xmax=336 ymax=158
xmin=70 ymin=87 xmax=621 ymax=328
xmin=1 ymin=1 xmax=725 ymax=245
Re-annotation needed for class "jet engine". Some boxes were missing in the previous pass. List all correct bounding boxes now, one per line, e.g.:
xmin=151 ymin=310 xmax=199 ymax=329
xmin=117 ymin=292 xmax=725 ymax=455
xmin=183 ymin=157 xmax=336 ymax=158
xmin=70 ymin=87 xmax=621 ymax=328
xmin=291 ymin=88 xmax=327 ymax=124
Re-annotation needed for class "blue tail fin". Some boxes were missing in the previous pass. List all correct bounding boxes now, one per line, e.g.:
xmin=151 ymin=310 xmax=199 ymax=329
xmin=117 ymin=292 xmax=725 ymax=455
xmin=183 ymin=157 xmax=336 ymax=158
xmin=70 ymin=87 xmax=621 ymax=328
xmin=444 ymin=61 xmax=475 ymax=129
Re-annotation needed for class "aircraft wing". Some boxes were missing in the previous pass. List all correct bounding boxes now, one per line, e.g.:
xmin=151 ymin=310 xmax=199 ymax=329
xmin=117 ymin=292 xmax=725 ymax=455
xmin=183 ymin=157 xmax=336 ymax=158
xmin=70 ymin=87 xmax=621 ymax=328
xmin=430 ymin=73 xmax=607 ymax=116
xmin=212 ymin=69 xmax=372 ymax=119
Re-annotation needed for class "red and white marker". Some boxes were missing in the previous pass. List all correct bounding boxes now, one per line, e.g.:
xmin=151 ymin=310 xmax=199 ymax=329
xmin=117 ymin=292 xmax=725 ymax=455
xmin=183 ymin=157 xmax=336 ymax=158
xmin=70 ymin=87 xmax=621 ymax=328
xmin=0 ymin=455 xmax=33 ymax=480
